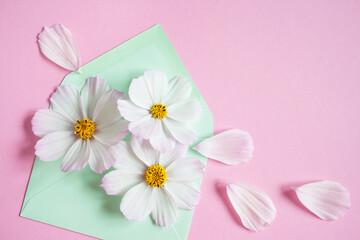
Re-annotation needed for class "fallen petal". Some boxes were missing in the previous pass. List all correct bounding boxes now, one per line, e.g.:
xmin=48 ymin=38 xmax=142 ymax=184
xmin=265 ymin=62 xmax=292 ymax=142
xmin=292 ymin=181 xmax=351 ymax=220
xmin=38 ymin=23 xmax=81 ymax=71
xmin=195 ymin=129 xmax=254 ymax=165
xmin=227 ymin=183 xmax=276 ymax=232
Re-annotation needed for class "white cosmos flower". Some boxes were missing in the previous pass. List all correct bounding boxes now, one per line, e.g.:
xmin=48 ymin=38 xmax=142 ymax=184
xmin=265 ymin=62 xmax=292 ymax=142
xmin=32 ymin=76 xmax=129 ymax=173
xmin=117 ymin=70 xmax=202 ymax=152
xmin=101 ymin=135 xmax=204 ymax=227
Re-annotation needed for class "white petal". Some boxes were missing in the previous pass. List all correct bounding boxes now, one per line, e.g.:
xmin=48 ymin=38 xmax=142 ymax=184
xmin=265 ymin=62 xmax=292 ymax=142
xmin=143 ymin=70 xmax=168 ymax=103
xmin=128 ymin=75 xmax=154 ymax=109
xmin=129 ymin=115 xmax=159 ymax=139
xmin=149 ymin=120 xmax=176 ymax=153
xmin=227 ymin=183 xmax=277 ymax=232
xmin=88 ymin=140 xmax=114 ymax=174
xmin=111 ymin=141 xmax=147 ymax=172
xmin=165 ymin=182 xmax=200 ymax=211
xmin=195 ymin=129 xmax=254 ymax=165
xmin=38 ymin=24 xmax=81 ymax=71
xmin=32 ymin=109 xmax=74 ymax=137
xmin=151 ymin=188 xmax=178 ymax=227
xmin=35 ymin=131 xmax=76 ymax=162
xmin=94 ymin=119 xmax=129 ymax=146
xmin=93 ymin=89 xmax=126 ymax=127
xmin=100 ymin=169 xmax=144 ymax=196
xmin=167 ymin=99 xmax=202 ymax=123
xmin=50 ymin=85 xmax=84 ymax=122
xmin=117 ymin=99 xmax=150 ymax=121
xmin=292 ymin=181 xmax=351 ymax=221
xmin=159 ymin=143 xmax=188 ymax=168
xmin=163 ymin=76 xmax=192 ymax=106
xmin=81 ymin=76 xmax=109 ymax=119
xmin=163 ymin=118 xmax=198 ymax=145
xmin=166 ymin=157 xmax=204 ymax=182
xmin=120 ymin=182 xmax=155 ymax=222
xmin=60 ymin=139 xmax=89 ymax=172
xmin=130 ymin=135 xmax=159 ymax=167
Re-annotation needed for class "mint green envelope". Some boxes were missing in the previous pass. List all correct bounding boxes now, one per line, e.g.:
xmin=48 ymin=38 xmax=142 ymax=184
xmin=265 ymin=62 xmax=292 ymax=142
xmin=21 ymin=25 xmax=213 ymax=240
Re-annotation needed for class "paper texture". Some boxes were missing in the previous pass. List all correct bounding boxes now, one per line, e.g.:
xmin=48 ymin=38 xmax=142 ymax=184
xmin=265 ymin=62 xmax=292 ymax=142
xmin=21 ymin=25 xmax=213 ymax=240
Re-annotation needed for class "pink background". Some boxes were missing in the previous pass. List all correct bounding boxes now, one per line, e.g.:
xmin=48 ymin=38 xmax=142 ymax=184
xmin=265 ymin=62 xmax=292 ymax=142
xmin=1 ymin=0 xmax=360 ymax=239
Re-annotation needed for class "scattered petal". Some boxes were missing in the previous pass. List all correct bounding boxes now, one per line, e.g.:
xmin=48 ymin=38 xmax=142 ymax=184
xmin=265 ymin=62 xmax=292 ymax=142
xmin=38 ymin=24 xmax=81 ymax=71
xmin=227 ymin=183 xmax=276 ymax=232
xmin=195 ymin=129 xmax=254 ymax=165
xmin=292 ymin=181 xmax=351 ymax=221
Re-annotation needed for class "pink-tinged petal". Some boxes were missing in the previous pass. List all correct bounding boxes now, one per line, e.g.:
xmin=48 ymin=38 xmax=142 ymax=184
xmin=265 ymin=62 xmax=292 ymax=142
xmin=163 ymin=118 xmax=198 ymax=145
xmin=88 ymin=140 xmax=114 ymax=174
xmin=166 ymin=157 xmax=204 ymax=183
xmin=163 ymin=76 xmax=192 ymax=106
xmin=93 ymin=89 xmax=126 ymax=127
xmin=32 ymin=109 xmax=74 ymax=138
xmin=120 ymin=182 xmax=155 ymax=222
xmin=130 ymin=135 xmax=159 ymax=167
xmin=143 ymin=70 xmax=168 ymax=103
xmin=50 ymin=85 xmax=84 ymax=122
xmin=151 ymin=188 xmax=178 ymax=227
xmin=165 ymin=182 xmax=200 ymax=211
xmin=149 ymin=120 xmax=176 ymax=153
xmin=167 ymin=99 xmax=202 ymax=123
xmin=227 ymin=183 xmax=277 ymax=232
xmin=128 ymin=75 xmax=154 ymax=109
xmin=100 ymin=169 xmax=143 ymax=196
xmin=94 ymin=119 xmax=129 ymax=146
xmin=111 ymin=141 xmax=147 ymax=173
xmin=117 ymin=99 xmax=150 ymax=121
xmin=195 ymin=129 xmax=254 ymax=165
xmin=81 ymin=76 xmax=109 ymax=119
xmin=292 ymin=181 xmax=351 ymax=221
xmin=35 ymin=131 xmax=76 ymax=162
xmin=128 ymin=115 xmax=159 ymax=140
xmin=60 ymin=139 xmax=89 ymax=172
xmin=158 ymin=143 xmax=188 ymax=168
xmin=38 ymin=24 xmax=81 ymax=71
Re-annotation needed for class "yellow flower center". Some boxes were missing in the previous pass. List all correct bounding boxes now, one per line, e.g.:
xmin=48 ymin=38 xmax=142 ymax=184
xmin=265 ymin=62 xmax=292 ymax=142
xmin=150 ymin=104 xmax=167 ymax=119
xmin=145 ymin=165 xmax=167 ymax=188
xmin=74 ymin=118 xmax=96 ymax=140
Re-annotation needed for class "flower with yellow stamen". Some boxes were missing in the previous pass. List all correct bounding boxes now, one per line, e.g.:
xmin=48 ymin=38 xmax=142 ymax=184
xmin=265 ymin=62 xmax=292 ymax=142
xmin=101 ymin=136 xmax=204 ymax=227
